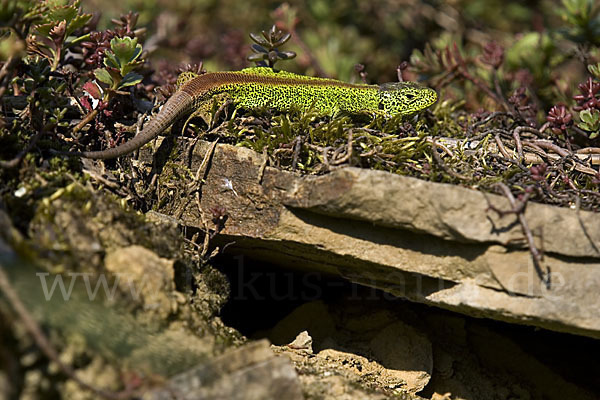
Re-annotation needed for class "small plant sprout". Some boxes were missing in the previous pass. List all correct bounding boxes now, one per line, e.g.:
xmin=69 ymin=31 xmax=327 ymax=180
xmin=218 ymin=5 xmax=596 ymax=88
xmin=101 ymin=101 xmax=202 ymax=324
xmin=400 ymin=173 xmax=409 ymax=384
xmin=93 ymin=36 xmax=144 ymax=94
xmin=29 ymin=1 xmax=92 ymax=71
xmin=247 ymin=24 xmax=296 ymax=68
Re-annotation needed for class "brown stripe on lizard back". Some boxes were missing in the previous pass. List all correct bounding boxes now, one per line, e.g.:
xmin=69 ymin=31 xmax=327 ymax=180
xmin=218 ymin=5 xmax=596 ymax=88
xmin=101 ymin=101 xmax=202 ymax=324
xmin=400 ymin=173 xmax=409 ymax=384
xmin=180 ymin=71 xmax=376 ymax=97
xmin=69 ymin=71 xmax=378 ymax=159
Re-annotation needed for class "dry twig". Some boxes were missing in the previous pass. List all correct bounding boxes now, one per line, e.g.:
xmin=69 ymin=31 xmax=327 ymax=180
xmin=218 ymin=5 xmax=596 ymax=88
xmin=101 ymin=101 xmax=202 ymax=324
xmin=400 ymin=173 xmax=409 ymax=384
xmin=486 ymin=183 xmax=550 ymax=289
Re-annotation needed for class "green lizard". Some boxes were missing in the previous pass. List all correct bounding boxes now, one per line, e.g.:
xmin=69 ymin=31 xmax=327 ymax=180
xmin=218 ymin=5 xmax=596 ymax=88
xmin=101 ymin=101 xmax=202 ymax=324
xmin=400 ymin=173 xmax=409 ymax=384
xmin=69 ymin=67 xmax=437 ymax=159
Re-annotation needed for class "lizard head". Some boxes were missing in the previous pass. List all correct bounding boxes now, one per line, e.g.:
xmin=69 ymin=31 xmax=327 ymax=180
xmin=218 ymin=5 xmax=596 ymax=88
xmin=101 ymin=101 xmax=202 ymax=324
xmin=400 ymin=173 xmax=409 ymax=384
xmin=378 ymin=82 xmax=437 ymax=116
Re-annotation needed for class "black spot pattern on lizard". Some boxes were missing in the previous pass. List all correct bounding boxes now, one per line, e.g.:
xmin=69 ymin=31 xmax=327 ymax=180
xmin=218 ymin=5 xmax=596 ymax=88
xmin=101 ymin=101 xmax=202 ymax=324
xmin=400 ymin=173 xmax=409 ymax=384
xmin=73 ymin=68 xmax=437 ymax=159
xmin=180 ymin=68 xmax=436 ymax=116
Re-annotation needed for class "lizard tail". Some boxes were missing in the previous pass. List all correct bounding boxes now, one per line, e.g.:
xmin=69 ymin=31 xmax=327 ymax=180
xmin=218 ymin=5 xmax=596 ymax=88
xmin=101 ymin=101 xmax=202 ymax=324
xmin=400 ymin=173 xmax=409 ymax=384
xmin=66 ymin=91 xmax=194 ymax=160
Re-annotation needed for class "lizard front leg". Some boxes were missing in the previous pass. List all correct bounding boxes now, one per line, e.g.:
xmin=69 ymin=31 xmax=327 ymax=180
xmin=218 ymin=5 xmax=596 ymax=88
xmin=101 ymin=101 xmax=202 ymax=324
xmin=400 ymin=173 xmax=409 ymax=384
xmin=184 ymin=92 xmax=233 ymax=134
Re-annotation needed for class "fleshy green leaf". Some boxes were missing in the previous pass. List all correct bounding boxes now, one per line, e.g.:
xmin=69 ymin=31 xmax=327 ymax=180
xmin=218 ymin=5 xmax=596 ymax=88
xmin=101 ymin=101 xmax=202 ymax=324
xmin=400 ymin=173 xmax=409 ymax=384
xmin=47 ymin=3 xmax=78 ymax=24
xmin=65 ymin=13 xmax=92 ymax=37
xmin=247 ymin=53 xmax=266 ymax=61
xmin=107 ymin=69 xmax=123 ymax=87
xmin=103 ymin=50 xmax=121 ymax=69
xmin=276 ymin=50 xmax=296 ymax=59
xmin=589 ymin=63 xmax=600 ymax=78
xmin=35 ymin=22 xmax=58 ymax=37
xmin=273 ymin=32 xmax=291 ymax=47
xmin=577 ymin=109 xmax=600 ymax=133
xmin=249 ymin=32 xmax=270 ymax=47
xmin=110 ymin=36 xmax=141 ymax=64
xmin=118 ymin=72 xmax=143 ymax=89
xmin=67 ymin=32 xmax=91 ymax=47
xmin=94 ymin=68 xmax=113 ymax=85
xmin=251 ymin=44 xmax=268 ymax=54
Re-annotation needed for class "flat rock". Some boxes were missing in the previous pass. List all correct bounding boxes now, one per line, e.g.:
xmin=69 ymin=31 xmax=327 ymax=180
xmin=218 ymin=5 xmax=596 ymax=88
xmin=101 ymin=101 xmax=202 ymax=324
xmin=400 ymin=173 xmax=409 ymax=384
xmin=282 ymin=167 xmax=600 ymax=259
xmin=152 ymin=139 xmax=600 ymax=339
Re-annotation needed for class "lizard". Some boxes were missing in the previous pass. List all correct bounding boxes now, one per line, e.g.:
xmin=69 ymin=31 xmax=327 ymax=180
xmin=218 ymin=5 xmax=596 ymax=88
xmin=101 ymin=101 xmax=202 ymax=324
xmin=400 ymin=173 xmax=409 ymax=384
xmin=65 ymin=67 xmax=438 ymax=159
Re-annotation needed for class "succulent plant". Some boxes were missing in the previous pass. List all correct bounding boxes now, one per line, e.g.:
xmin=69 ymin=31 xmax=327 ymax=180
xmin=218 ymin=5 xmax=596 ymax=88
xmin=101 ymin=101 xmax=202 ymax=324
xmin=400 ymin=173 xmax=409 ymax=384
xmin=247 ymin=25 xmax=296 ymax=68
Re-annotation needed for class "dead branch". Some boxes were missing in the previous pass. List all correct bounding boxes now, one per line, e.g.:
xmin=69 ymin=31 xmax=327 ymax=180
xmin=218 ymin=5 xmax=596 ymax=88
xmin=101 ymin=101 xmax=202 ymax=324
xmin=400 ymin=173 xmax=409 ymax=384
xmin=486 ymin=183 xmax=550 ymax=289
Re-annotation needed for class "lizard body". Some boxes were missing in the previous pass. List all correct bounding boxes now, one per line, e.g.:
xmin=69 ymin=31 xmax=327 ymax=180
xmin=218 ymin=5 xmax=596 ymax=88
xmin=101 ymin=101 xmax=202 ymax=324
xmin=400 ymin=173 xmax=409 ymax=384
xmin=71 ymin=67 xmax=437 ymax=159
